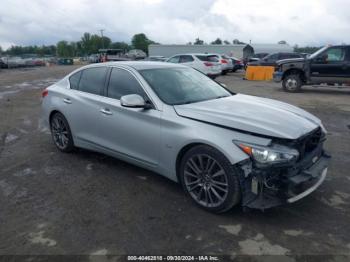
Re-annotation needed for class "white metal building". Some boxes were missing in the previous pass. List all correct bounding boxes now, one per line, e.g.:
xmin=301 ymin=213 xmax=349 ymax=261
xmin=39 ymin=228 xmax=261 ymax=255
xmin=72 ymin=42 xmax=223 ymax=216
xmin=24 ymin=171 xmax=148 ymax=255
xmin=148 ymin=44 xmax=249 ymax=58
xmin=148 ymin=43 xmax=293 ymax=59
xmin=250 ymin=44 xmax=293 ymax=54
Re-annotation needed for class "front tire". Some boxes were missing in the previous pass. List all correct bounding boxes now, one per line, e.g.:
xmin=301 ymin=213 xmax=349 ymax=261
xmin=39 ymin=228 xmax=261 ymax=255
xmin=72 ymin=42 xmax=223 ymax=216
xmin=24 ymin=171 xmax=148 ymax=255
xmin=179 ymin=145 xmax=241 ymax=213
xmin=50 ymin=112 xmax=75 ymax=152
xmin=282 ymin=74 xmax=302 ymax=92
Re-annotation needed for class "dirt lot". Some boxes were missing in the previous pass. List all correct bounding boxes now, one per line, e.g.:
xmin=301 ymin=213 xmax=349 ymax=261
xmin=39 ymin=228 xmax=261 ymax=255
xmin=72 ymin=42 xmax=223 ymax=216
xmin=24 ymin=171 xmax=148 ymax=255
xmin=0 ymin=65 xmax=350 ymax=261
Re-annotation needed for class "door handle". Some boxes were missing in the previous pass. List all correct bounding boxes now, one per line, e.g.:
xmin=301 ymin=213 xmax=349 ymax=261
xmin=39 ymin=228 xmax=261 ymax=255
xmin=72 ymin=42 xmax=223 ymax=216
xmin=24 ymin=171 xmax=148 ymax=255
xmin=63 ymin=98 xmax=72 ymax=104
xmin=100 ymin=108 xmax=113 ymax=115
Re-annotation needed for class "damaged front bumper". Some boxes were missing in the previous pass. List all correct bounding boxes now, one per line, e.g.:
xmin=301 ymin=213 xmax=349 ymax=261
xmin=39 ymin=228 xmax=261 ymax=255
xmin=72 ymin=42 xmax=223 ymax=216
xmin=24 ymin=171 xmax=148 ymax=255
xmin=237 ymin=147 xmax=331 ymax=210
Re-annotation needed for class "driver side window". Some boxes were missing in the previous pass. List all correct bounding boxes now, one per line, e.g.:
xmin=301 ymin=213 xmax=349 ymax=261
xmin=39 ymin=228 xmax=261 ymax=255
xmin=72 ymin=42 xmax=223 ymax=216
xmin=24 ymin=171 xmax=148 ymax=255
xmin=319 ymin=47 xmax=345 ymax=63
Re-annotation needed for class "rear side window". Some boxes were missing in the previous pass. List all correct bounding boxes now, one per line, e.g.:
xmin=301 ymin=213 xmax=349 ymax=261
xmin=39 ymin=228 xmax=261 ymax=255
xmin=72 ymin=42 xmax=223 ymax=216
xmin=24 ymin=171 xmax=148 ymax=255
xmin=69 ymin=71 xmax=82 ymax=90
xmin=168 ymin=56 xmax=180 ymax=63
xmin=107 ymin=68 xmax=145 ymax=100
xmin=78 ymin=67 xmax=107 ymax=95
xmin=180 ymin=55 xmax=194 ymax=63
xmin=196 ymin=55 xmax=219 ymax=62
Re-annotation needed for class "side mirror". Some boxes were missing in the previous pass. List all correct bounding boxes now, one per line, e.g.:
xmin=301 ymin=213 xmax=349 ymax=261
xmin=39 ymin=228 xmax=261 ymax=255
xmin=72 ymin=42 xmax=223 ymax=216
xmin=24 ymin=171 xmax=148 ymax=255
xmin=120 ymin=94 xmax=152 ymax=109
xmin=315 ymin=55 xmax=327 ymax=63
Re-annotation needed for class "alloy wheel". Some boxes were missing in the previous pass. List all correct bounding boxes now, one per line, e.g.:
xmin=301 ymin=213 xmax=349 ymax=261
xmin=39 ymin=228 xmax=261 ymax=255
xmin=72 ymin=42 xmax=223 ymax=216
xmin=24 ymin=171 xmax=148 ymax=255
xmin=51 ymin=116 xmax=69 ymax=150
xmin=184 ymin=154 xmax=229 ymax=208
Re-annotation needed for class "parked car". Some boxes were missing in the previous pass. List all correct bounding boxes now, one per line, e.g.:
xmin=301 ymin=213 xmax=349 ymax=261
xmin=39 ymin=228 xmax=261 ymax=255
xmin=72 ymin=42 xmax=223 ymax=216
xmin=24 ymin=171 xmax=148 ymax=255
xmin=126 ymin=49 xmax=147 ymax=60
xmin=211 ymin=54 xmax=233 ymax=75
xmin=58 ymin=58 xmax=74 ymax=65
xmin=249 ymin=52 xmax=303 ymax=67
xmin=166 ymin=53 xmax=221 ymax=78
xmin=23 ymin=58 xmax=36 ymax=67
xmin=33 ymin=58 xmax=45 ymax=66
xmin=89 ymin=54 xmax=100 ymax=63
xmin=42 ymin=62 xmax=330 ymax=213
xmin=5 ymin=56 xmax=26 ymax=68
xmin=144 ymin=56 xmax=167 ymax=62
xmin=253 ymin=53 xmax=269 ymax=59
xmin=243 ymin=53 xmax=269 ymax=70
xmin=274 ymin=45 xmax=350 ymax=92
xmin=0 ymin=58 xmax=7 ymax=68
xmin=229 ymin=57 xmax=244 ymax=72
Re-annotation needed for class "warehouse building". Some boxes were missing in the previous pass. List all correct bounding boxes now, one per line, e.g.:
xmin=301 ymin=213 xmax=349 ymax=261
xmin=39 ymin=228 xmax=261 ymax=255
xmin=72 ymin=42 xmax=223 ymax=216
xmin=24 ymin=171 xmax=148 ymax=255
xmin=148 ymin=43 xmax=293 ymax=59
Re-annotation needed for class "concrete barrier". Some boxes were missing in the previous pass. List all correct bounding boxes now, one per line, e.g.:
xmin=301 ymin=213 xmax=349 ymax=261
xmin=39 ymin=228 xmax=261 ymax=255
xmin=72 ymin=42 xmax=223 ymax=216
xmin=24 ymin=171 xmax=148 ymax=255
xmin=245 ymin=66 xmax=275 ymax=81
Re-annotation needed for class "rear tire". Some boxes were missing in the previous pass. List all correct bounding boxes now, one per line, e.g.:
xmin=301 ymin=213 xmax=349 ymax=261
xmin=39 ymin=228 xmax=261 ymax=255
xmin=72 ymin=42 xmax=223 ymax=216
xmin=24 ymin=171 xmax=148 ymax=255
xmin=282 ymin=74 xmax=302 ymax=92
xmin=50 ymin=112 xmax=75 ymax=152
xmin=179 ymin=145 xmax=241 ymax=213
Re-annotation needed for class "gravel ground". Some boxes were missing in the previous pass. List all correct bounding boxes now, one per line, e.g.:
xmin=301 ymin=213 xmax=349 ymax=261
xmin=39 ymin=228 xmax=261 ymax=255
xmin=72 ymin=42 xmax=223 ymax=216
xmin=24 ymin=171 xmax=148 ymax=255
xmin=0 ymin=65 xmax=349 ymax=261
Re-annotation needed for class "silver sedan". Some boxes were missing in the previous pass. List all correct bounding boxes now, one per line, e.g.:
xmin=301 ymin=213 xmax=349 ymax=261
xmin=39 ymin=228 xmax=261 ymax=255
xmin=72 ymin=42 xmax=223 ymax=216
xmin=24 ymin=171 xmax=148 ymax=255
xmin=42 ymin=62 xmax=330 ymax=213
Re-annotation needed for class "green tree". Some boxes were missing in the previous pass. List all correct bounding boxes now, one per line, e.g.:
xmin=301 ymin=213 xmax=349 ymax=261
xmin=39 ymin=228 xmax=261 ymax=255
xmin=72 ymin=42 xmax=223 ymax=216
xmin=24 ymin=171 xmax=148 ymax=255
xmin=80 ymin=32 xmax=92 ymax=54
xmin=131 ymin=33 xmax=155 ymax=54
xmin=211 ymin=38 xmax=223 ymax=45
xmin=223 ymin=40 xmax=230 ymax=45
xmin=194 ymin=38 xmax=204 ymax=45
xmin=110 ymin=42 xmax=131 ymax=51
xmin=233 ymin=39 xmax=245 ymax=44
xmin=278 ymin=40 xmax=287 ymax=44
xmin=57 ymin=41 xmax=75 ymax=57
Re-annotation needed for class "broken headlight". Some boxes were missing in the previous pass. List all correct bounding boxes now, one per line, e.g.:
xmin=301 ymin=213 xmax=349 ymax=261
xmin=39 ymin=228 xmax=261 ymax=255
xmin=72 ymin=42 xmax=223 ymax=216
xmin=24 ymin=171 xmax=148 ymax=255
xmin=235 ymin=142 xmax=299 ymax=165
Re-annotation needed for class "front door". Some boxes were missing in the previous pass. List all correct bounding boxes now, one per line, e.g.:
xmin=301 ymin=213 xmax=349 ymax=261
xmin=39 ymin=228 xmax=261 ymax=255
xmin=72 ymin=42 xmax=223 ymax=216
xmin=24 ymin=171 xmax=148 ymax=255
xmin=310 ymin=46 xmax=349 ymax=84
xmin=98 ymin=67 xmax=161 ymax=167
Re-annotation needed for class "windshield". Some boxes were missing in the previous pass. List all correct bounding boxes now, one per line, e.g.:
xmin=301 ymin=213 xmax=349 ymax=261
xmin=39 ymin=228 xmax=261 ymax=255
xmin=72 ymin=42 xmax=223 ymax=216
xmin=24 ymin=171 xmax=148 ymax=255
xmin=309 ymin=46 xmax=328 ymax=59
xmin=139 ymin=67 xmax=232 ymax=105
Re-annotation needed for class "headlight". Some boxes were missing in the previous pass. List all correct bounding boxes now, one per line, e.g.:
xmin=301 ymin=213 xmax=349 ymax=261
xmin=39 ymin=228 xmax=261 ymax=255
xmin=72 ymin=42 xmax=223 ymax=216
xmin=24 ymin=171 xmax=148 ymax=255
xmin=234 ymin=142 xmax=299 ymax=165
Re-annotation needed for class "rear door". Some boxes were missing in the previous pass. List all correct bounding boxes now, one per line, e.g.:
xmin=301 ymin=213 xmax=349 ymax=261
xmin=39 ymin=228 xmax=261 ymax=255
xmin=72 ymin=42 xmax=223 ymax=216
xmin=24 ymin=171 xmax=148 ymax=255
xmin=179 ymin=55 xmax=195 ymax=67
xmin=65 ymin=66 xmax=109 ymax=146
xmin=310 ymin=46 xmax=348 ymax=83
xmin=97 ymin=67 xmax=161 ymax=166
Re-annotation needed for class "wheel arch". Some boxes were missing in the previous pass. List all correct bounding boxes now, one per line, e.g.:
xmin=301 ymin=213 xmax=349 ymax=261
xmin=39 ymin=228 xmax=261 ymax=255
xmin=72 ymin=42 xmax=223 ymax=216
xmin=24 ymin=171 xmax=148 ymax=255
xmin=49 ymin=110 xmax=63 ymax=124
xmin=282 ymin=68 xmax=306 ymax=82
xmin=175 ymin=141 xmax=246 ymax=182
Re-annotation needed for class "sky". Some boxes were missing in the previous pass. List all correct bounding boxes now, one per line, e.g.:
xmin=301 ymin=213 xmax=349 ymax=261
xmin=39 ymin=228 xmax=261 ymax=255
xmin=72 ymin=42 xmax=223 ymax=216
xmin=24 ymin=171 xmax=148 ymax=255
xmin=0 ymin=0 xmax=349 ymax=49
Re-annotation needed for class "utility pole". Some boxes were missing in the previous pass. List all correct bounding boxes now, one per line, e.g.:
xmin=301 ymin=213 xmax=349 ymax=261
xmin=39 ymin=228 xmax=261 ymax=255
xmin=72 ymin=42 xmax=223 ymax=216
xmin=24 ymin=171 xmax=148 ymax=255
xmin=99 ymin=29 xmax=105 ymax=49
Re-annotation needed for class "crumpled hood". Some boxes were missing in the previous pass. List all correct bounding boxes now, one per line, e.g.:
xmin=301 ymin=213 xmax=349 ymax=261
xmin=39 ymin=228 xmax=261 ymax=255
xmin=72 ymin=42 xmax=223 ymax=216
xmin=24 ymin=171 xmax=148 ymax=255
xmin=174 ymin=94 xmax=321 ymax=139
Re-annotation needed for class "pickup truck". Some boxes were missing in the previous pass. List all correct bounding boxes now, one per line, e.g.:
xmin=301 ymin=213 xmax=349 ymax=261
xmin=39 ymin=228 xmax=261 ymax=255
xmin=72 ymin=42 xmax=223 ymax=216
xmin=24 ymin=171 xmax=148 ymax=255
xmin=273 ymin=45 xmax=350 ymax=92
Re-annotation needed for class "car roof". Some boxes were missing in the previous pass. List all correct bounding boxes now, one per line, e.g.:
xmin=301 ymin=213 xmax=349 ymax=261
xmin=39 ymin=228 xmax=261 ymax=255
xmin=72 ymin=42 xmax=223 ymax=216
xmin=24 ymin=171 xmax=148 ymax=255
xmin=81 ymin=61 xmax=186 ymax=70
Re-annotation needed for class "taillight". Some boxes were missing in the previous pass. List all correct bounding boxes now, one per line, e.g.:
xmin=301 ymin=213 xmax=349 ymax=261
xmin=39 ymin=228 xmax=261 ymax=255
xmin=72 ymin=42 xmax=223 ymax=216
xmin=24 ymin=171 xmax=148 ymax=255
xmin=204 ymin=62 xmax=213 ymax=67
xmin=42 ymin=88 xmax=48 ymax=98
xmin=221 ymin=59 xmax=228 ymax=64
